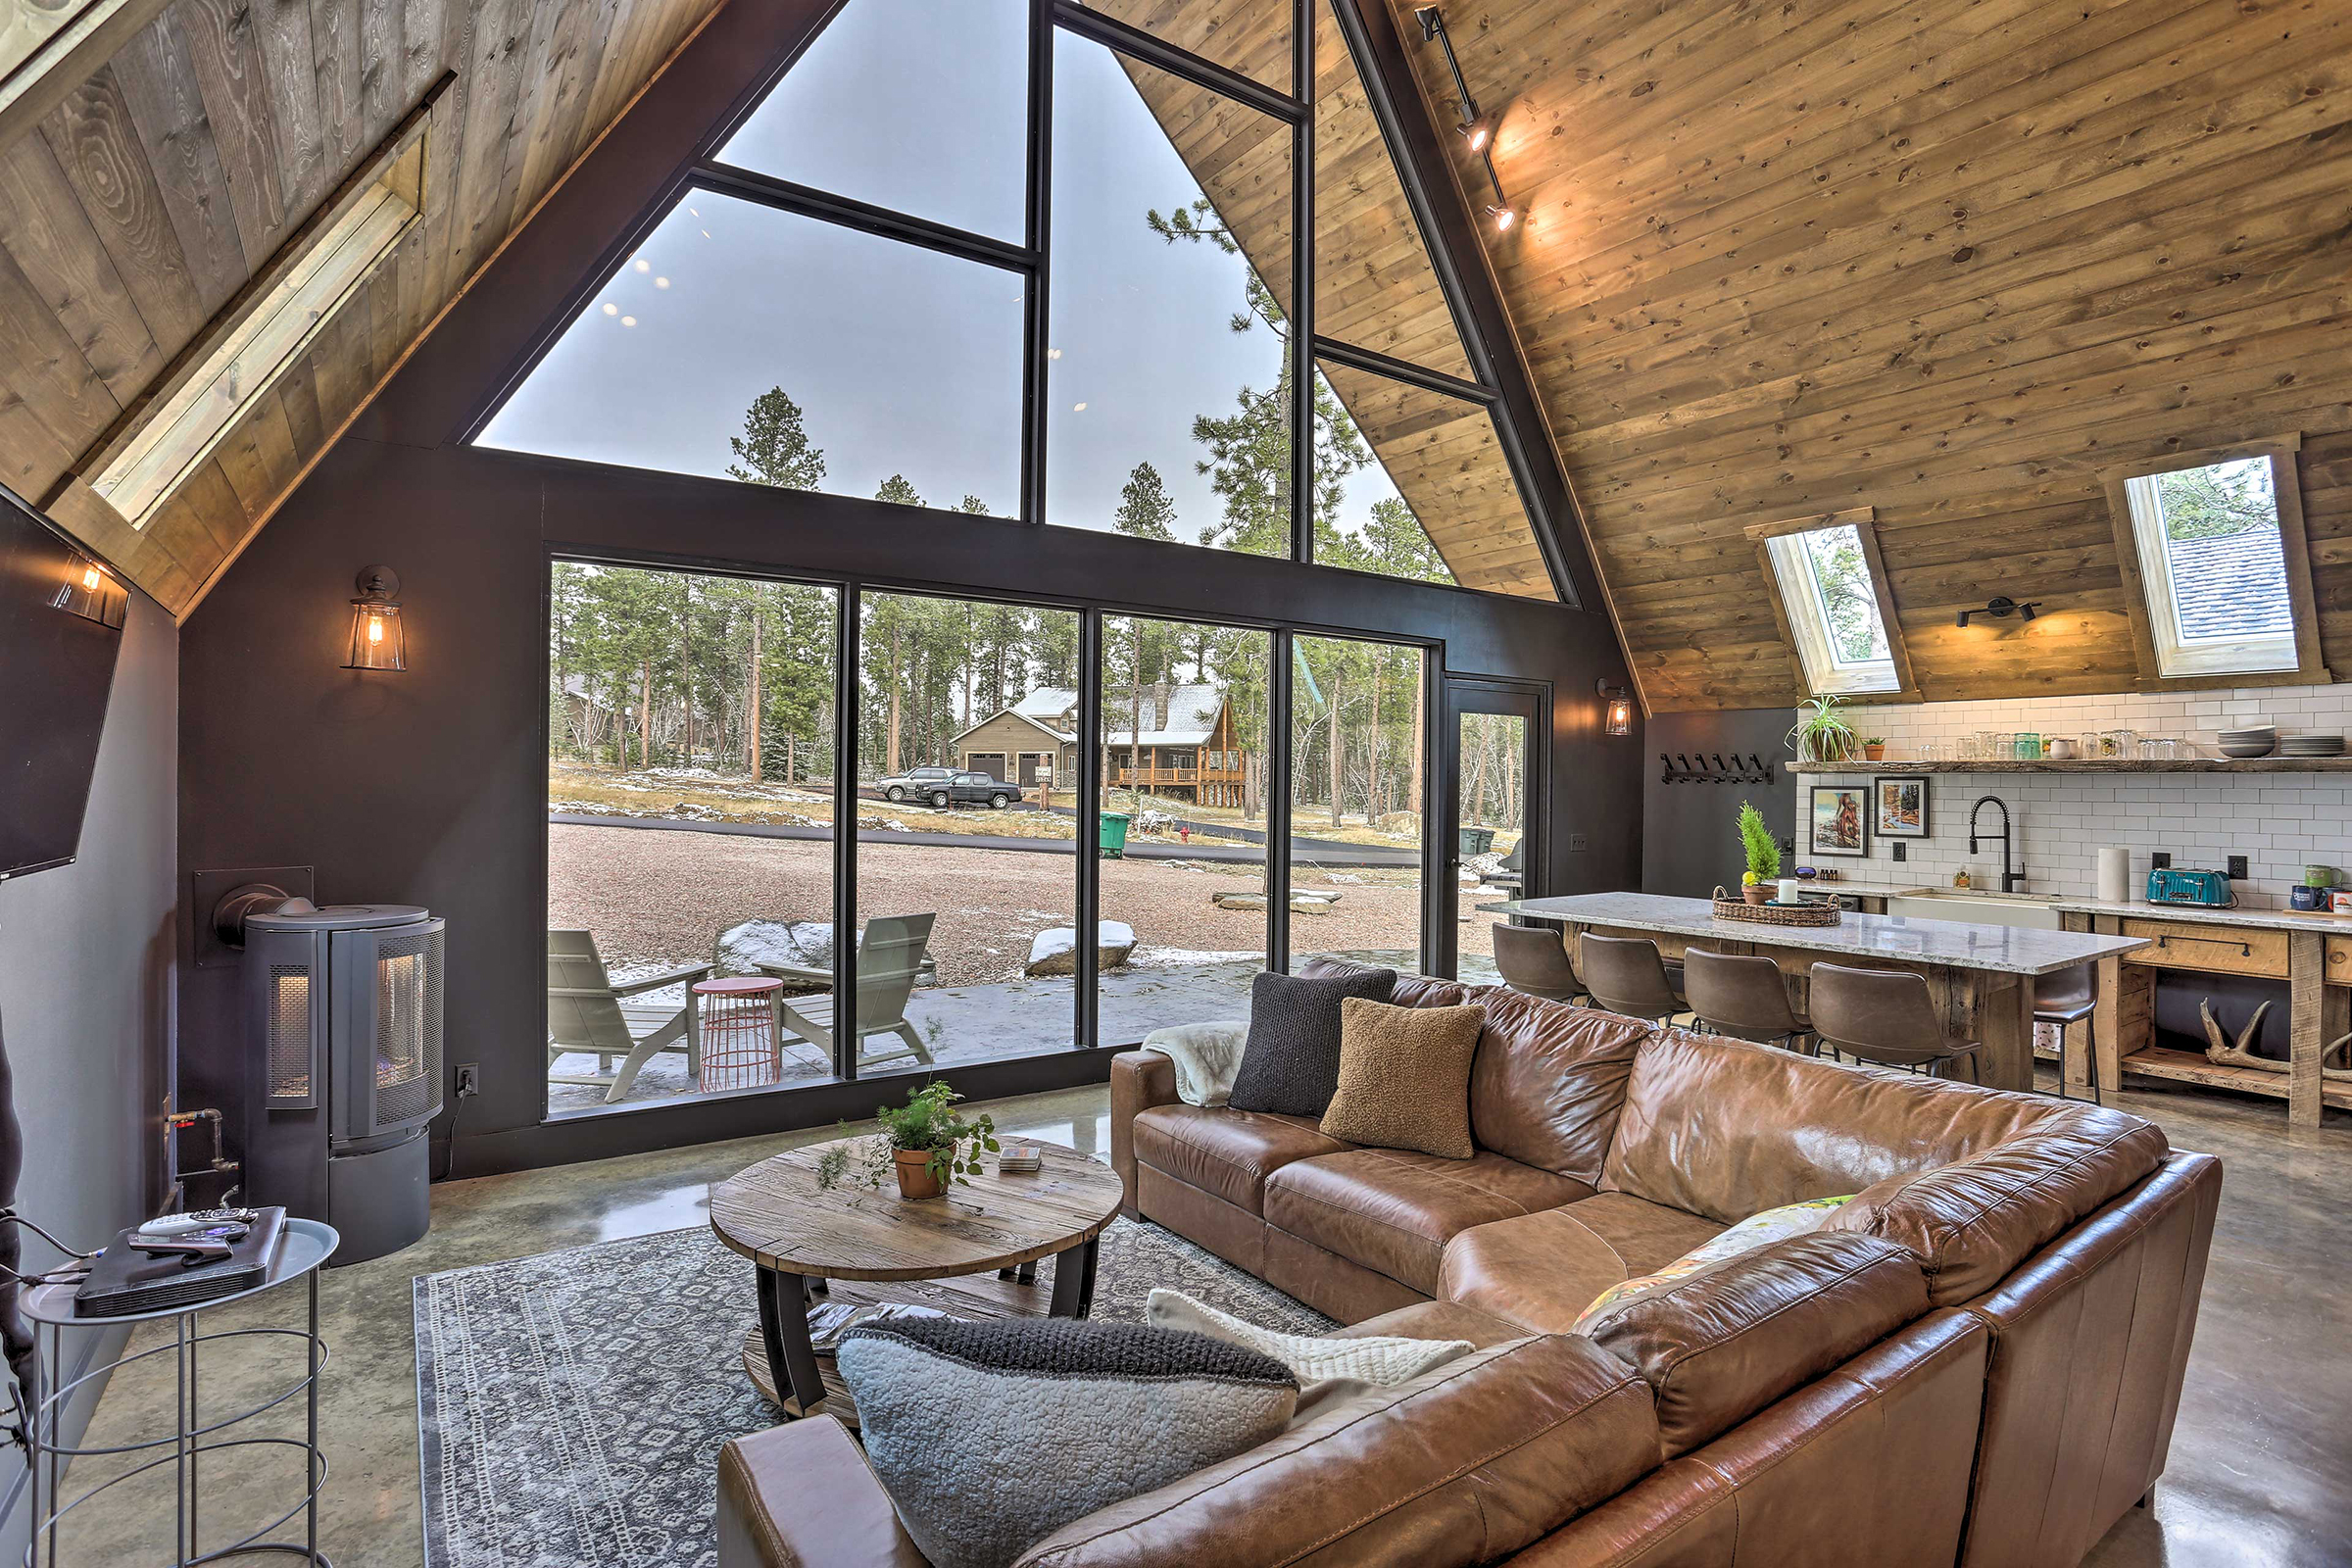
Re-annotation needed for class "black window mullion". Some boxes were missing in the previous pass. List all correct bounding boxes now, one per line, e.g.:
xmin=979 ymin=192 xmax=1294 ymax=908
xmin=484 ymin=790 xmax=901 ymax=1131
xmin=1024 ymin=0 xmax=1054 ymax=525
xmin=834 ymin=584 xmax=861 ymax=1081
xmin=1267 ymin=629 xmax=1294 ymax=971
xmin=1076 ymin=611 xmax=1102 ymax=1048
xmin=1289 ymin=0 xmax=1315 ymax=566
xmin=1311 ymin=335 xmax=1495 ymax=406
xmin=691 ymin=163 xmax=1037 ymax=275
xmin=1050 ymin=2 xmax=1304 ymax=124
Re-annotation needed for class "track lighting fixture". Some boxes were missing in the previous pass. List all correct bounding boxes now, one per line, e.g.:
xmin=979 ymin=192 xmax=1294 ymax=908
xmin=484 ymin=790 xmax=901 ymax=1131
xmin=1414 ymin=6 xmax=1516 ymax=233
xmin=1955 ymin=596 xmax=2042 ymax=629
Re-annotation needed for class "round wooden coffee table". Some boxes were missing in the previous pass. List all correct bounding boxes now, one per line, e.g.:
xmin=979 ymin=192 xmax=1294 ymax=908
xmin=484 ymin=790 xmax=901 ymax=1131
xmin=710 ymin=1136 xmax=1123 ymax=1420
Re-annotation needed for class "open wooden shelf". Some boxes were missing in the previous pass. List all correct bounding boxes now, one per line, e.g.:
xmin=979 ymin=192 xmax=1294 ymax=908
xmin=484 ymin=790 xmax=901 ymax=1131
xmin=2119 ymin=1046 xmax=2352 ymax=1110
xmin=1794 ymin=758 xmax=2352 ymax=774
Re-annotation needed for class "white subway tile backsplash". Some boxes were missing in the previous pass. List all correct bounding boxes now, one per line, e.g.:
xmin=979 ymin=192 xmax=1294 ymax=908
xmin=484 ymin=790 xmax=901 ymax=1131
xmin=1790 ymin=682 xmax=2352 ymax=909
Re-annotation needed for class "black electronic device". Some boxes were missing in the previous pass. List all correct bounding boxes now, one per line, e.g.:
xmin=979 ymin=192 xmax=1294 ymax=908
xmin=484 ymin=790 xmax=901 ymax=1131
xmin=0 ymin=480 xmax=126 ymax=881
xmin=74 ymin=1207 xmax=286 ymax=1318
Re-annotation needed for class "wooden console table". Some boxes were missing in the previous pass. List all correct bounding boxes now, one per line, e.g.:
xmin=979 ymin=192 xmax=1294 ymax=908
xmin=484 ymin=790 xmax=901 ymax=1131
xmin=2055 ymin=901 xmax=2352 ymax=1128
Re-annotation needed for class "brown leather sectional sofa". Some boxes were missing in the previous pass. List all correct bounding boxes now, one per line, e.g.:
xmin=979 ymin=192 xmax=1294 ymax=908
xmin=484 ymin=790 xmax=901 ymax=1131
xmin=719 ymin=960 xmax=2219 ymax=1568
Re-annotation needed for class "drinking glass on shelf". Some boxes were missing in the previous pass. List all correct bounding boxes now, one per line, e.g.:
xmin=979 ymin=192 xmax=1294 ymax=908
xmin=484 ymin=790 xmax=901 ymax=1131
xmin=1917 ymin=738 xmax=1942 ymax=762
xmin=2103 ymin=728 xmax=2136 ymax=759
xmin=2013 ymin=732 xmax=2042 ymax=760
xmin=2080 ymin=731 xmax=2103 ymax=760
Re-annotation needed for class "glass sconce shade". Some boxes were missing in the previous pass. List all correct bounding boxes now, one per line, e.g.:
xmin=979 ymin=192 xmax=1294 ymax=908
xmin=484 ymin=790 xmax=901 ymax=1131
xmin=52 ymin=551 xmax=127 ymax=629
xmin=345 ymin=565 xmax=407 ymax=671
xmin=1598 ymin=679 xmax=1633 ymax=736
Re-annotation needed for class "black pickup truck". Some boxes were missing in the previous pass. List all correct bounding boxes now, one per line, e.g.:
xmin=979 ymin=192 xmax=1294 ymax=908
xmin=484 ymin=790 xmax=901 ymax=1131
xmin=876 ymin=767 xmax=1017 ymax=808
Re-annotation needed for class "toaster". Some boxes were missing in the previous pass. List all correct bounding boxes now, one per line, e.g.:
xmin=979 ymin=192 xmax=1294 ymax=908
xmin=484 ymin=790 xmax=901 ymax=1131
xmin=2146 ymin=867 xmax=2236 ymax=908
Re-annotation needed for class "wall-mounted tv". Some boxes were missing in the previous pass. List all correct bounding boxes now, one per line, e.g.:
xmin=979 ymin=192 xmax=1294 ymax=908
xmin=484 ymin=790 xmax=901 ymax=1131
xmin=0 ymin=482 xmax=124 ymax=881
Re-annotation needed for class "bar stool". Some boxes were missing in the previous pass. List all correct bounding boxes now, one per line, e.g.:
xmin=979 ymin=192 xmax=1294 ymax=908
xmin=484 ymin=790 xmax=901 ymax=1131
xmin=1807 ymin=963 xmax=1984 ymax=1083
xmin=1493 ymin=923 xmax=1587 ymax=1004
xmin=1682 ymin=948 xmax=1815 ymax=1054
xmin=1580 ymin=933 xmax=1689 ymax=1023
xmin=2034 ymin=963 xmax=2100 ymax=1105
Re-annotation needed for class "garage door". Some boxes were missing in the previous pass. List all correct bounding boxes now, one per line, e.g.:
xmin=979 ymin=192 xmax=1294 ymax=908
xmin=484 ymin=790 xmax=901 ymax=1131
xmin=1019 ymin=753 xmax=1052 ymax=786
xmin=964 ymin=753 xmax=1006 ymax=781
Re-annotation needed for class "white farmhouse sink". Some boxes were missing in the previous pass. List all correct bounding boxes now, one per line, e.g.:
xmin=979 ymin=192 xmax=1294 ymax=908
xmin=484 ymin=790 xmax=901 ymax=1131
xmin=1886 ymin=890 xmax=2066 ymax=931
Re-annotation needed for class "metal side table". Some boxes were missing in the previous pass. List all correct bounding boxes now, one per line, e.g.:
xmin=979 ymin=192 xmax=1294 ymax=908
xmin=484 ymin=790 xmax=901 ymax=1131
xmin=21 ymin=1218 xmax=338 ymax=1566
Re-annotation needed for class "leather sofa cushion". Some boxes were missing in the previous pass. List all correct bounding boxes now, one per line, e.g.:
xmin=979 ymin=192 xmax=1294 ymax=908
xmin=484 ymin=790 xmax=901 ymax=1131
xmin=1602 ymin=1027 xmax=2168 ymax=1224
xmin=1301 ymin=955 xmax=1484 ymax=1010
xmin=718 ymin=1414 xmax=928 ymax=1568
xmin=1014 ymin=1334 xmax=1660 ymax=1568
xmin=1821 ymin=1114 xmax=2172 ymax=1306
xmin=1580 ymin=1233 xmax=1931 ymax=1458
xmin=1440 ymin=1196 xmax=1728 ymax=1334
xmin=1131 ymin=1104 xmax=1352 ymax=1215
xmin=1265 ymin=1149 xmax=1592 ymax=1294
xmin=1468 ymin=990 xmax=1651 ymax=1184
xmin=1341 ymin=1299 xmax=1530 ymax=1350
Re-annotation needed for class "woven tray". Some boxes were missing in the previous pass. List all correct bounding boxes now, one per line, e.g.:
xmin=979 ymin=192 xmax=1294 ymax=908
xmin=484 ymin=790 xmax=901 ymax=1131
xmin=1709 ymin=888 xmax=1841 ymax=926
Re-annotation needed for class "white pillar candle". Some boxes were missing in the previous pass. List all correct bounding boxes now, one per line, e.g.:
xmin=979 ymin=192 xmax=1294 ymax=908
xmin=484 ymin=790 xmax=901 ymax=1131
xmin=1778 ymin=878 xmax=1802 ymax=904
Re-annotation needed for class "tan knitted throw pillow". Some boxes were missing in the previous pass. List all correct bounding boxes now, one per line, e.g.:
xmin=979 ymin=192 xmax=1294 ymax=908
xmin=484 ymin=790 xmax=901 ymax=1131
xmin=1318 ymin=998 xmax=1486 ymax=1159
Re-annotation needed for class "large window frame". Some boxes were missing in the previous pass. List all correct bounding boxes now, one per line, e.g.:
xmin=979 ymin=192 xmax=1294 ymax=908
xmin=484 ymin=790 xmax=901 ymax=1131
xmin=2102 ymin=435 xmax=2329 ymax=690
xmin=1746 ymin=509 xmax=1918 ymax=701
xmin=470 ymin=0 xmax=1576 ymax=603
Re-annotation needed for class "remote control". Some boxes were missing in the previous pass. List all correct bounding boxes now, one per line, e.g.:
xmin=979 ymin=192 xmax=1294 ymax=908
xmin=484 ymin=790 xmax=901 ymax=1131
xmin=140 ymin=1207 xmax=258 ymax=1236
xmin=131 ymin=1237 xmax=234 ymax=1265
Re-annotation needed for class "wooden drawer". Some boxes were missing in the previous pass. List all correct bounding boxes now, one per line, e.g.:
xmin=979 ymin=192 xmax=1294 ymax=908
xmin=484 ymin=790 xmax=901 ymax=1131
xmin=2328 ymin=936 xmax=2352 ymax=985
xmin=2119 ymin=918 xmax=2289 ymax=978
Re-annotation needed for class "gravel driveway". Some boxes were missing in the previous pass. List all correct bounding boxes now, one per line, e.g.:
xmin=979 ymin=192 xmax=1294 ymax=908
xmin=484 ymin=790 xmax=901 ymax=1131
xmin=549 ymin=823 xmax=1490 ymax=983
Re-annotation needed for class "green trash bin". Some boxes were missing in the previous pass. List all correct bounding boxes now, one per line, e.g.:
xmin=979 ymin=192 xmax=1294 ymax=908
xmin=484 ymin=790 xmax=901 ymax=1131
xmin=1100 ymin=812 xmax=1132 ymax=858
xmin=1458 ymin=825 xmax=1496 ymax=857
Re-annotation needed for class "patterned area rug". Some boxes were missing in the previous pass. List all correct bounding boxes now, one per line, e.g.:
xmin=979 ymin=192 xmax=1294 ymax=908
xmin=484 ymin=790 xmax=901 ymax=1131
xmin=415 ymin=1217 xmax=1335 ymax=1568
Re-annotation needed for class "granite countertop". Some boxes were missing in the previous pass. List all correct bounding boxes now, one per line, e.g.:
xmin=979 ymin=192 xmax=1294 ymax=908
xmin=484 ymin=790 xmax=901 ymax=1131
xmin=2043 ymin=896 xmax=2352 ymax=936
xmin=1495 ymin=892 xmax=2147 ymax=976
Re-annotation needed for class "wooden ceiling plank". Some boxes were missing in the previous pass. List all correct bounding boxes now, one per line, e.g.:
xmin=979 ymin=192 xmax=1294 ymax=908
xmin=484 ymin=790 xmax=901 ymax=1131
xmin=508 ymin=0 xmax=615 ymax=229
xmin=443 ymin=0 xmax=524 ymax=280
xmin=359 ymin=0 xmax=400 ymax=137
xmin=39 ymin=60 xmax=210 ymax=346
xmin=308 ymin=0 xmax=367 ymax=175
xmin=398 ymin=0 xmax=445 ymax=103
xmin=0 ymin=0 xmax=176 ymax=154
xmin=111 ymin=8 xmax=249 ymax=303
xmin=180 ymin=0 xmax=291 ymax=263
xmin=0 ymin=230 xmax=122 ymax=453
xmin=248 ymin=0 xmax=328 ymax=217
xmin=0 ymin=128 xmax=165 ymax=399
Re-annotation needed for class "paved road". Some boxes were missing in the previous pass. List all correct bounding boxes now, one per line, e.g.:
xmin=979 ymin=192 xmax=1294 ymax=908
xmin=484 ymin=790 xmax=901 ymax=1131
xmin=546 ymin=812 xmax=1422 ymax=868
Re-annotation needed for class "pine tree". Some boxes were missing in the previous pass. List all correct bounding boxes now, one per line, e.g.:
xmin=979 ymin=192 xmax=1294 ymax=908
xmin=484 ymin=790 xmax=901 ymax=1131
xmin=726 ymin=388 xmax=826 ymax=489
xmin=1111 ymin=462 xmax=1178 ymax=542
xmin=876 ymin=474 xmax=924 ymax=507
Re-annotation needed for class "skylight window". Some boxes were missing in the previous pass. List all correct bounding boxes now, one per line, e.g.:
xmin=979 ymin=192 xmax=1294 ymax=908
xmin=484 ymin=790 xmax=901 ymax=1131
xmin=1750 ymin=514 xmax=1905 ymax=696
xmin=2122 ymin=457 xmax=2297 ymax=676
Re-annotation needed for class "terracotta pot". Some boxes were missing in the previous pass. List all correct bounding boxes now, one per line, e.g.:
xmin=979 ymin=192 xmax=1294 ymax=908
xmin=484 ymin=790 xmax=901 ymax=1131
xmin=1863 ymin=745 xmax=1886 ymax=760
xmin=894 ymin=1148 xmax=946 ymax=1200
xmin=1742 ymin=883 xmax=1771 ymax=905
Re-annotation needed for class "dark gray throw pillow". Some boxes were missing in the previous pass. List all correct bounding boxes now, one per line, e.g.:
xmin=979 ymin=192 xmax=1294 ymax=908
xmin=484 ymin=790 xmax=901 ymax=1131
xmin=838 ymin=1316 xmax=1298 ymax=1568
xmin=1227 ymin=966 xmax=1398 ymax=1118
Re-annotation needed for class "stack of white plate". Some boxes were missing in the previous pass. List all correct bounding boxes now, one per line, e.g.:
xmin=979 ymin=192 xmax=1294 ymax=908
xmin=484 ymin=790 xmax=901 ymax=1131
xmin=2279 ymin=733 xmax=2346 ymax=759
xmin=2219 ymin=725 xmax=2277 ymax=759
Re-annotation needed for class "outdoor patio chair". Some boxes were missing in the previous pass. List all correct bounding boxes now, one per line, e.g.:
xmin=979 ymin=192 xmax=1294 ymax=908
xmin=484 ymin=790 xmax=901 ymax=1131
xmin=547 ymin=930 xmax=712 ymax=1102
xmin=774 ymin=913 xmax=939 ymax=1071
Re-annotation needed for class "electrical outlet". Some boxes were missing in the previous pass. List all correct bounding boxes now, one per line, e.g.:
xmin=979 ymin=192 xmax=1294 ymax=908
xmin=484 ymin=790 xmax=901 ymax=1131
xmin=1891 ymin=843 xmax=1907 ymax=862
xmin=455 ymin=1062 xmax=480 ymax=1099
xmin=2151 ymin=851 xmax=2172 ymax=870
xmin=2227 ymin=855 xmax=2248 ymax=880
xmin=1567 ymin=833 xmax=1589 ymax=852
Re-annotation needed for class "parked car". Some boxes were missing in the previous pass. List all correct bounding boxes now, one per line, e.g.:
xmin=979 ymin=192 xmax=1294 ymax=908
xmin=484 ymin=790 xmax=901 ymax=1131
xmin=877 ymin=767 xmax=1017 ymax=808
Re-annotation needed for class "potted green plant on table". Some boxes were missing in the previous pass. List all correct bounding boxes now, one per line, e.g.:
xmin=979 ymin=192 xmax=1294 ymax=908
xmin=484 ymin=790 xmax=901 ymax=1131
xmin=1737 ymin=800 xmax=1781 ymax=905
xmin=819 ymin=1081 xmax=1000 ymax=1200
xmin=1788 ymin=694 xmax=1860 ymax=764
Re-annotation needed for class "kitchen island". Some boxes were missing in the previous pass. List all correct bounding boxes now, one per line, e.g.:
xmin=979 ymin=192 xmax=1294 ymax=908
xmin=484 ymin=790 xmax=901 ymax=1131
xmin=1494 ymin=892 xmax=2150 ymax=1091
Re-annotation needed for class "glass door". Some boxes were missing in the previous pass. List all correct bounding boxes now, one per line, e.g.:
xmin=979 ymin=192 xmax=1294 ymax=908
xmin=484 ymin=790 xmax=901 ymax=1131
xmin=1438 ymin=679 xmax=1545 ymax=981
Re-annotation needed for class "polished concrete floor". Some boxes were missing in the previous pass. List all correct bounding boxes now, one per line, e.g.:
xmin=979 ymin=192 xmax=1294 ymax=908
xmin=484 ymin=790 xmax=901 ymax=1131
xmin=51 ymin=1073 xmax=2350 ymax=1566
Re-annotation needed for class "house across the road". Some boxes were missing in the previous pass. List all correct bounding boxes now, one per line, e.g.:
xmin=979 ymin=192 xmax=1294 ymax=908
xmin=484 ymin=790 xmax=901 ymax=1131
xmin=950 ymin=683 xmax=1252 ymax=807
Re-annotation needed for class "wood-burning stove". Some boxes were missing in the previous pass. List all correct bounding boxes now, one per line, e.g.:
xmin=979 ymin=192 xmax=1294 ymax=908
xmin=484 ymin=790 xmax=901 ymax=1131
xmin=237 ymin=899 xmax=445 ymax=1262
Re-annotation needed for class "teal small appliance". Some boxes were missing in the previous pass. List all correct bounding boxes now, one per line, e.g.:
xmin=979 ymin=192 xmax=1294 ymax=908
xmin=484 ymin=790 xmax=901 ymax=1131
xmin=2146 ymin=866 xmax=2235 ymax=908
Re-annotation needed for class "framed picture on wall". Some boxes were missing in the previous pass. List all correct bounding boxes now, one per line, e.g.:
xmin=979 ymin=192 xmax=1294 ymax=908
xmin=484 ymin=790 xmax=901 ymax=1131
xmin=1873 ymin=776 xmax=1930 ymax=838
xmin=1808 ymin=785 xmax=1869 ymax=858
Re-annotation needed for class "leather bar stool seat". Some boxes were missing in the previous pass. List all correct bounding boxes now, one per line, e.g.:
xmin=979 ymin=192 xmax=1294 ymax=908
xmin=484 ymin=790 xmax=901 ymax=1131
xmin=2034 ymin=962 xmax=2100 ymax=1105
xmin=1683 ymin=948 xmax=1814 ymax=1054
xmin=1578 ymin=933 xmax=1688 ymax=1024
xmin=1807 ymin=962 xmax=1984 ymax=1083
xmin=1493 ymin=923 xmax=1587 ymax=1004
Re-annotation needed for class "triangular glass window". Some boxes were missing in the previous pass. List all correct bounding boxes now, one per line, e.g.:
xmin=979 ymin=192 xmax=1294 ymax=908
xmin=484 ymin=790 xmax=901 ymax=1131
xmin=715 ymin=0 xmax=1029 ymax=242
xmin=476 ymin=192 xmax=1025 ymax=514
xmin=1312 ymin=11 xmax=1473 ymax=382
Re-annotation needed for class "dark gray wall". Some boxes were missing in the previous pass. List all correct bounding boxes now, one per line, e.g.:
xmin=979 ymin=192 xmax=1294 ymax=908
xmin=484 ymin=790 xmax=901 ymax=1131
xmin=1641 ymin=709 xmax=1795 ymax=898
xmin=0 ymin=592 xmax=175 ymax=1550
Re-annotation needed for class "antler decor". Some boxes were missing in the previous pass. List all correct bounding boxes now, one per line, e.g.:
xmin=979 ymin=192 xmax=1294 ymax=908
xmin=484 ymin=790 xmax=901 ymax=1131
xmin=2200 ymin=998 xmax=2352 ymax=1079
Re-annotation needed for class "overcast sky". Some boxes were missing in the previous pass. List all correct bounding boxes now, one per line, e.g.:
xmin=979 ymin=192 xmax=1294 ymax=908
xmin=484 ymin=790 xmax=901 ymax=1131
xmin=476 ymin=0 xmax=1409 ymax=545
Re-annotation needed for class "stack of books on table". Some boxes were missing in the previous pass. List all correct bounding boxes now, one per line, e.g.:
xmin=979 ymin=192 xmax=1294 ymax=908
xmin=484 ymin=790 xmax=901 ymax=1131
xmin=996 ymin=1145 xmax=1044 ymax=1174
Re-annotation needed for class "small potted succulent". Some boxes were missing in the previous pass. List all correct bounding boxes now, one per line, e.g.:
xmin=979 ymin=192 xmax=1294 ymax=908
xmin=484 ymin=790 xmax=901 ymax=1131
xmin=1862 ymin=736 xmax=1887 ymax=761
xmin=1788 ymin=694 xmax=1860 ymax=764
xmin=1737 ymin=800 xmax=1781 ymax=905
xmin=819 ymin=1081 xmax=999 ymax=1200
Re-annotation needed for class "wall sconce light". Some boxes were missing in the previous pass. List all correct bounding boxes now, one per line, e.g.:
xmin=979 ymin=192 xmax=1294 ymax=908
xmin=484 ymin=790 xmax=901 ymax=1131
xmin=344 ymin=565 xmax=407 ymax=670
xmin=51 ymin=549 xmax=127 ymax=629
xmin=1598 ymin=679 xmax=1633 ymax=737
xmin=1415 ymin=6 xmax=1517 ymax=233
xmin=1955 ymin=595 xmax=2041 ymax=629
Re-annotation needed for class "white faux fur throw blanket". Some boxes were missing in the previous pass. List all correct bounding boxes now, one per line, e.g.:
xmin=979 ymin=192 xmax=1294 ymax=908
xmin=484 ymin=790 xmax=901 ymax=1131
xmin=1138 ymin=1019 xmax=1250 ymax=1106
